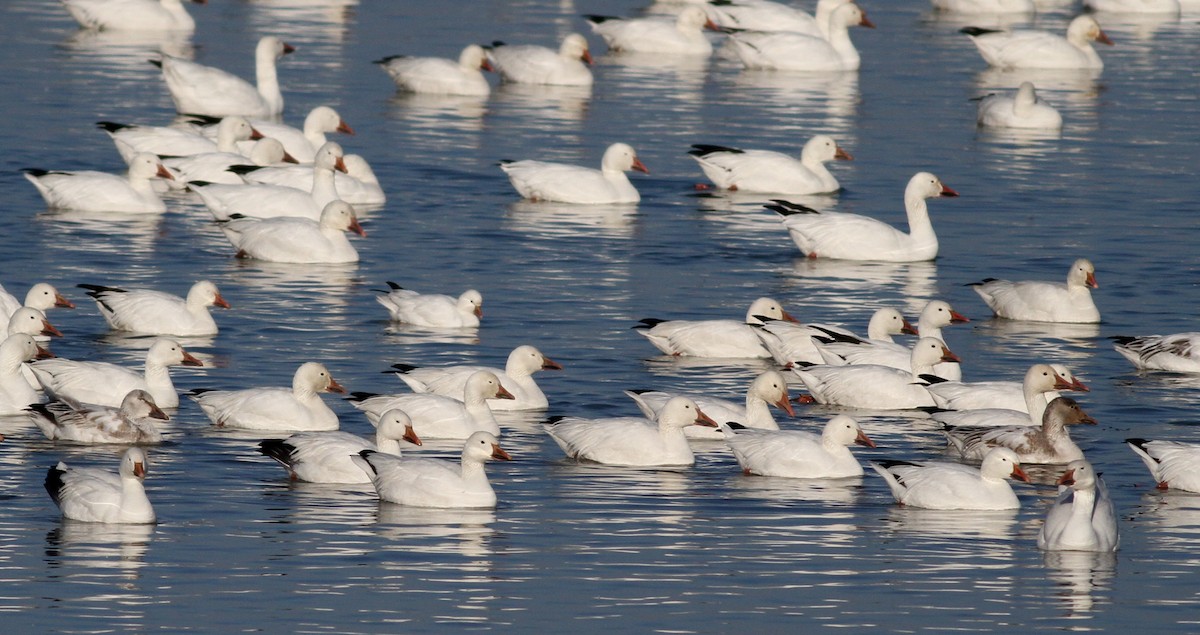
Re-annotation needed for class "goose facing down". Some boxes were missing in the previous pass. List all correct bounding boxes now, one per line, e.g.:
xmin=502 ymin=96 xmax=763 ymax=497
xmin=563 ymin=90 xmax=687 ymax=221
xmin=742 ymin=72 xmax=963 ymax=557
xmin=29 ymin=389 xmax=169 ymax=444
xmin=45 ymin=447 xmax=155 ymax=524
xmin=962 ymin=15 xmax=1113 ymax=71
xmin=352 ymin=431 xmax=512 ymax=508
xmin=770 ymin=172 xmax=958 ymax=262
xmin=217 ymin=200 xmax=364 ymax=264
xmin=976 ymin=82 xmax=1063 ymax=130
xmin=30 ymin=338 xmax=202 ymax=409
xmin=545 ymin=396 xmax=717 ymax=467
xmin=584 ymin=7 xmax=718 ymax=56
xmin=689 ymin=135 xmax=851 ymax=195
xmin=500 ymin=142 xmax=648 ymax=205
xmin=390 ymin=345 xmax=562 ymax=411
xmin=156 ymin=36 xmax=295 ymax=117
xmin=1037 ymin=459 xmax=1119 ymax=552
xmin=24 ymin=153 xmax=173 ymax=214
xmin=486 ymin=34 xmax=594 ymax=86
xmin=870 ymin=447 xmax=1030 ymax=510
xmin=189 ymin=362 xmax=345 ymax=432
xmin=258 ymin=409 xmax=422 ymax=484
xmin=624 ymin=370 xmax=794 ymax=440
xmin=1112 ymin=333 xmax=1200 ymax=372
xmin=77 ymin=280 xmax=230 ymax=337
xmin=969 ymin=258 xmax=1100 ymax=323
xmin=722 ymin=414 xmax=875 ymax=478
xmin=375 ymin=45 xmax=492 ymax=96
xmin=635 ymin=297 xmax=797 ymax=358
xmin=62 ymin=0 xmax=203 ymax=32
xmin=943 ymin=396 xmax=1095 ymax=464
xmin=1126 ymin=438 xmax=1200 ymax=492
xmin=374 ymin=284 xmax=483 ymax=328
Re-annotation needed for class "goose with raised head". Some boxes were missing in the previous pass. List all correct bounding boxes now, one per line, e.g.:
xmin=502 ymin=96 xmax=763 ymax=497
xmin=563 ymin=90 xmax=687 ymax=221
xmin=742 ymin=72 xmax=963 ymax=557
xmin=944 ymin=396 xmax=1095 ymax=464
xmin=927 ymin=363 xmax=1087 ymax=413
xmin=1038 ymin=459 xmax=1118 ymax=552
xmin=926 ymin=363 xmax=1078 ymax=428
xmin=156 ymin=36 xmax=295 ymax=117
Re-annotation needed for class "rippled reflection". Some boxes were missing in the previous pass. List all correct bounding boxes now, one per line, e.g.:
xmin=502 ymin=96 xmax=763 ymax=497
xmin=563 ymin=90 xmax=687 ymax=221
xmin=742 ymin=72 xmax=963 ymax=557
xmin=376 ymin=504 xmax=496 ymax=558
xmin=246 ymin=0 xmax=359 ymax=43
xmin=384 ymin=93 xmax=487 ymax=149
xmin=786 ymin=259 xmax=940 ymax=315
xmin=61 ymin=28 xmax=194 ymax=77
xmin=45 ymin=521 xmax=155 ymax=579
xmin=882 ymin=506 xmax=1020 ymax=541
xmin=969 ymin=318 xmax=1101 ymax=363
xmin=503 ymin=200 xmax=638 ymax=239
xmin=724 ymin=70 xmax=860 ymax=133
xmin=1042 ymin=550 xmax=1117 ymax=616
xmin=36 ymin=210 xmax=165 ymax=259
xmin=727 ymin=474 xmax=864 ymax=504
xmin=491 ymin=83 xmax=592 ymax=126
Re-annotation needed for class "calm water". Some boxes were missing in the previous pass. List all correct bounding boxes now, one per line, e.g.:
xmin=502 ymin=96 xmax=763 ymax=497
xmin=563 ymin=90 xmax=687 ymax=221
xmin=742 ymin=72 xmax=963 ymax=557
xmin=2 ymin=0 xmax=1200 ymax=631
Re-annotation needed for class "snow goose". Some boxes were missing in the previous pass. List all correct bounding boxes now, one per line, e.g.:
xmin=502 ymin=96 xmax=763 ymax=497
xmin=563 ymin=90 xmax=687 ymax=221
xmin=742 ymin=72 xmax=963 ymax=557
xmin=976 ymin=82 xmax=1063 ymax=129
xmin=926 ymin=363 xmax=1078 ymax=428
xmin=23 ymin=153 xmax=173 ymax=214
xmin=1126 ymin=438 xmax=1200 ymax=492
xmin=486 ymin=34 xmax=594 ymax=86
xmin=0 ymin=282 xmax=75 ymax=321
xmin=815 ymin=300 xmax=967 ymax=379
xmin=62 ymin=0 xmax=203 ymax=32
xmin=932 ymin=0 xmax=1035 ymax=13
xmin=545 ymin=396 xmax=717 ymax=467
xmin=163 ymin=137 xmax=297 ymax=185
xmin=707 ymin=0 xmax=849 ymax=37
xmin=389 ymin=345 xmax=562 ymax=411
xmin=189 ymin=362 xmax=344 ymax=432
xmin=375 ymin=44 xmax=492 ymax=96
xmin=726 ymin=3 xmax=875 ymax=71
xmin=769 ymin=172 xmax=959 ymax=262
xmin=29 ymin=389 xmax=168 ymax=444
xmin=155 ymin=35 xmax=295 ymax=117
xmin=722 ymin=413 xmax=875 ymax=478
xmin=31 ymin=338 xmax=201 ymax=409
xmin=0 ymin=334 xmax=53 ymax=415
xmin=944 ymin=396 xmax=1095 ymax=464
xmin=1083 ymin=0 xmax=1179 ymax=12
xmin=374 ymin=284 xmax=483 ymax=328
xmin=969 ymin=258 xmax=1100 ymax=323
xmin=624 ymin=370 xmax=794 ymax=440
xmin=500 ymin=142 xmax=648 ymax=204
xmin=756 ymin=307 xmax=916 ymax=367
xmin=45 ymin=447 xmax=155 ymax=524
xmin=635 ymin=296 xmax=798 ymax=358
xmin=1112 ymin=333 xmax=1200 ymax=372
xmin=352 ymin=431 xmax=512 ymax=508
xmin=689 ymin=134 xmax=851 ymax=194
xmin=241 ymin=106 xmax=354 ymax=162
xmin=191 ymin=141 xmax=347 ymax=221
xmin=870 ymin=447 xmax=1030 ymax=510
xmin=230 ymin=153 xmax=383 ymax=207
xmin=348 ymin=371 xmax=514 ymax=439
xmin=1037 ymin=459 xmax=1118 ymax=552
xmin=792 ymin=337 xmax=960 ymax=409
xmin=5 ymin=307 xmax=65 ymax=340
xmin=927 ymin=363 xmax=1087 ymax=412
xmin=100 ymin=116 xmax=262 ymax=165
xmin=76 ymin=280 xmax=230 ymax=337
xmin=584 ymin=7 xmax=718 ymax=56
xmin=258 ymin=409 xmax=422 ymax=484
xmin=962 ymin=15 xmax=1113 ymax=70
xmin=216 ymin=200 xmax=364 ymax=264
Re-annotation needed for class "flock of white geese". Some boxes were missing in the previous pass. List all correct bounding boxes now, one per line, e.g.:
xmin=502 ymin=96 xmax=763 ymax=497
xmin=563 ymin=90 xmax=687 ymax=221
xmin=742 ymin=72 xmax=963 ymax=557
xmin=7 ymin=0 xmax=1197 ymax=554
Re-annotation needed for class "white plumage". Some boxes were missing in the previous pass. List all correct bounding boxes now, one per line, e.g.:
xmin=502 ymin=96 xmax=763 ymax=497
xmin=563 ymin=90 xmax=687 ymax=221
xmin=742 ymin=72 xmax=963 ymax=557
xmin=78 ymin=280 xmax=229 ymax=337
xmin=624 ymin=370 xmax=794 ymax=440
xmin=31 ymin=338 xmax=202 ymax=409
xmin=486 ymin=34 xmax=593 ymax=86
xmin=722 ymin=414 xmax=875 ymax=478
xmin=943 ymin=396 xmax=1096 ymax=464
xmin=870 ymin=447 xmax=1030 ymax=510
xmin=45 ymin=448 xmax=155 ymax=524
xmin=349 ymin=371 xmax=514 ymax=439
xmin=635 ymin=296 xmax=797 ymax=358
xmin=689 ymin=135 xmax=851 ymax=195
xmin=1037 ymin=459 xmax=1119 ymax=552
xmin=352 ymin=431 xmax=512 ymax=508
xmin=258 ymin=409 xmax=422 ymax=484
xmin=375 ymin=284 xmax=482 ymax=328
xmin=189 ymin=362 xmax=345 ymax=432
xmin=969 ymin=258 xmax=1100 ymax=323
xmin=545 ymin=396 xmax=717 ymax=467
xmin=585 ymin=7 xmax=716 ymax=56
xmin=157 ymin=36 xmax=295 ymax=117
xmin=962 ymin=15 xmax=1113 ymax=71
xmin=375 ymin=45 xmax=492 ymax=96
xmin=24 ymin=153 xmax=173 ymax=214
xmin=501 ymin=142 xmax=648 ymax=205
xmin=390 ymin=345 xmax=561 ymax=411
xmin=217 ymin=200 xmax=364 ymax=264
xmin=29 ymin=389 xmax=168 ymax=444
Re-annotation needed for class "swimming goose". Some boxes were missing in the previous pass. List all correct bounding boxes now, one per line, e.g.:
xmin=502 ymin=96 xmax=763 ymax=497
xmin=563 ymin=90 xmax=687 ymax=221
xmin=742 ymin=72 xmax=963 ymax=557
xmin=216 ymin=200 xmax=364 ymax=264
xmin=926 ymin=363 xmax=1078 ymax=428
xmin=24 ymin=153 xmax=173 ymax=214
xmin=500 ymin=142 xmax=648 ymax=204
xmin=944 ymin=396 xmax=1095 ymax=464
xmin=976 ymin=82 xmax=1063 ymax=130
xmin=45 ymin=447 xmax=155 ymax=524
xmin=240 ymin=106 xmax=354 ymax=162
xmin=545 ymin=396 xmax=717 ymax=467
xmin=1113 ymin=333 xmax=1200 ymax=372
xmin=757 ymin=307 xmax=916 ymax=367
xmin=31 ymin=338 xmax=201 ymax=409
xmin=231 ymin=154 xmax=383 ymax=207
xmin=29 ymin=389 xmax=168 ymax=444
xmin=1037 ymin=459 xmax=1118 ymax=552
xmin=100 ymin=116 xmax=261 ymax=165
xmin=726 ymin=3 xmax=875 ymax=71
xmin=722 ymin=414 xmax=875 ymax=478
xmin=969 ymin=258 xmax=1100 ymax=323
xmin=62 ymin=0 xmax=203 ymax=32
xmin=706 ymin=0 xmax=850 ymax=38
xmin=689 ymin=135 xmax=851 ymax=194
xmin=164 ymin=137 xmax=296 ymax=185
xmin=770 ymin=172 xmax=958 ymax=262
xmin=792 ymin=337 xmax=959 ymax=409
xmin=1125 ymin=438 xmax=1200 ymax=492
xmin=871 ymin=447 xmax=1029 ymax=510
xmin=815 ymin=300 xmax=966 ymax=379
xmin=0 ymin=283 xmax=75 ymax=321
xmin=375 ymin=44 xmax=492 ymax=96
xmin=258 ymin=409 xmax=422 ymax=484
xmin=486 ymin=34 xmax=594 ymax=86
xmin=77 ymin=280 xmax=229 ymax=337
xmin=155 ymin=35 xmax=295 ymax=117
xmin=191 ymin=141 xmax=348 ymax=221
xmin=0 ymin=334 xmax=53 ymax=415
xmin=926 ymin=363 xmax=1086 ymax=413
xmin=584 ymin=7 xmax=718 ymax=56
xmin=389 ymin=345 xmax=562 ymax=411
xmin=352 ymin=431 xmax=512 ymax=508
xmin=189 ymin=362 xmax=345 ymax=432
xmin=625 ymin=370 xmax=794 ymax=440
xmin=348 ymin=371 xmax=514 ymax=439
xmin=635 ymin=297 xmax=798 ymax=358
xmin=374 ymin=284 xmax=483 ymax=328
xmin=962 ymin=15 xmax=1112 ymax=70
xmin=1083 ymin=0 xmax=1179 ymax=12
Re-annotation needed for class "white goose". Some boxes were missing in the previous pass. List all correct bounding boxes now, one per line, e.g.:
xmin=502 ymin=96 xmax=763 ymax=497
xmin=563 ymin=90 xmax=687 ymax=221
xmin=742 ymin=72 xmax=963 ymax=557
xmin=5 ymin=306 xmax=65 ymax=340
xmin=722 ymin=414 xmax=875 ymax=478
xmin=164 ymin=137 xmax=296 ymax=185
xmin=707 ymin=0 xmax=849 ymax=37
xmin=31 ymin=338 xmax=202 ymax=409
xmin=1037 ymin=459 xmax=1119 ymax=552
xmin=792 ymin=337 xmax=959 ymax=409
xmin=926 ymin=363 xmax=1078 ymax=428
xmin=375 ymin=45 xmax=492 ymax=96
xmin=348 ymin=371 xmax=514 ymax=439
xmin=24 ymin=153 xmax=173 ymax=214
xmin=258 ymin=409 xmax=422 ymax=484
xmin=100 ymin=116 xmax=262 ymax=165
xmin=0 ymin=334 xmax=52 ymax=415
xmin=374 ymin=284 xmax=483 ymax=328
xmin=727 ymin=3 xmax=875 ymax=71
xmin=1113 ymin=333 xmax=1200 ymax=372
xmin=624 ymin=370 xmax=794 ymax=440
xmin=29 ymin=389 xmax=168 ymax=444
xmin=770 ymin=172 xmax=959 ymax=262
xmin=191 ymin=141 xmax=348 ymax=221
xmin=62 ymin=0 xmax=202 ymax=32
xmin=962 ymin=15 xmax=1113 ymax=71
xmin=1084 ymin=0 xmax=1179 ymax=12
xmin=77 ymin=280 xmax=230 ymax=337
xmin=756 ymin=307 xmax=916 ymax=367
xmin=238 ymin=106 xmax=355 ymax=162
xmin=944 ymin=396 xmax=1095 ymax=464
xmin=545 ymin=396 xmax=717 ymax=467
xmin=389 ymin=345 xmax=562 ymax=411
xmin=585 ymin=7 xmax=717 ymax=56
xmin=232 ymin=154 xmax=384 ymax=207
xmin=932 ymin=0 xmax=1035 ymax=13
xmin=156 ymin=36 xmax=295 ymax=117
xmin=815 ymin=300 xmax=967 ymax=380
xmin=486 ymin=34 xmax=594 ymax=86
xmin=0 ymin=282 xmax=75 ymax=322
xmin=352 ymin=431 xmax=512 ymax=508
xmin=189 ymin=362 xmax=345 ymax=432
xmin=689 ymin=135 xmax=851 ymax=194
xmin=870 ymin=447 xmax=1030 ymax=510
xmin=1126 ymin=438 xmax=1200 ymax=493
xmin=976 ymin=82 xmax=1063 ymax=130
xmin=969 ymin=258 xmax=1100 ymax=323
xmin=635 ymin=297 xmax=798 ymax=358
xmin=500 ymin=142 xmax=648 ymax=205
xmin=927 ymin=363 xmax=1087 ymax=412
xmin=216 ymin=200 xmax=364 ymax=264
xmin=45 ymin=448 xmax=155 ymax=524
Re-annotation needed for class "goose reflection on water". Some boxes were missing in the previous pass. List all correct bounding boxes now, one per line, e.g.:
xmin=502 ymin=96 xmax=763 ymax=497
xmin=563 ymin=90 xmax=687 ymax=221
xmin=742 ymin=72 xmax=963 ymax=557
xmin=1042 ymin=550 xmax=1117 ymax=616
xmin=503 ymin=200 xmax=638 ymax=240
